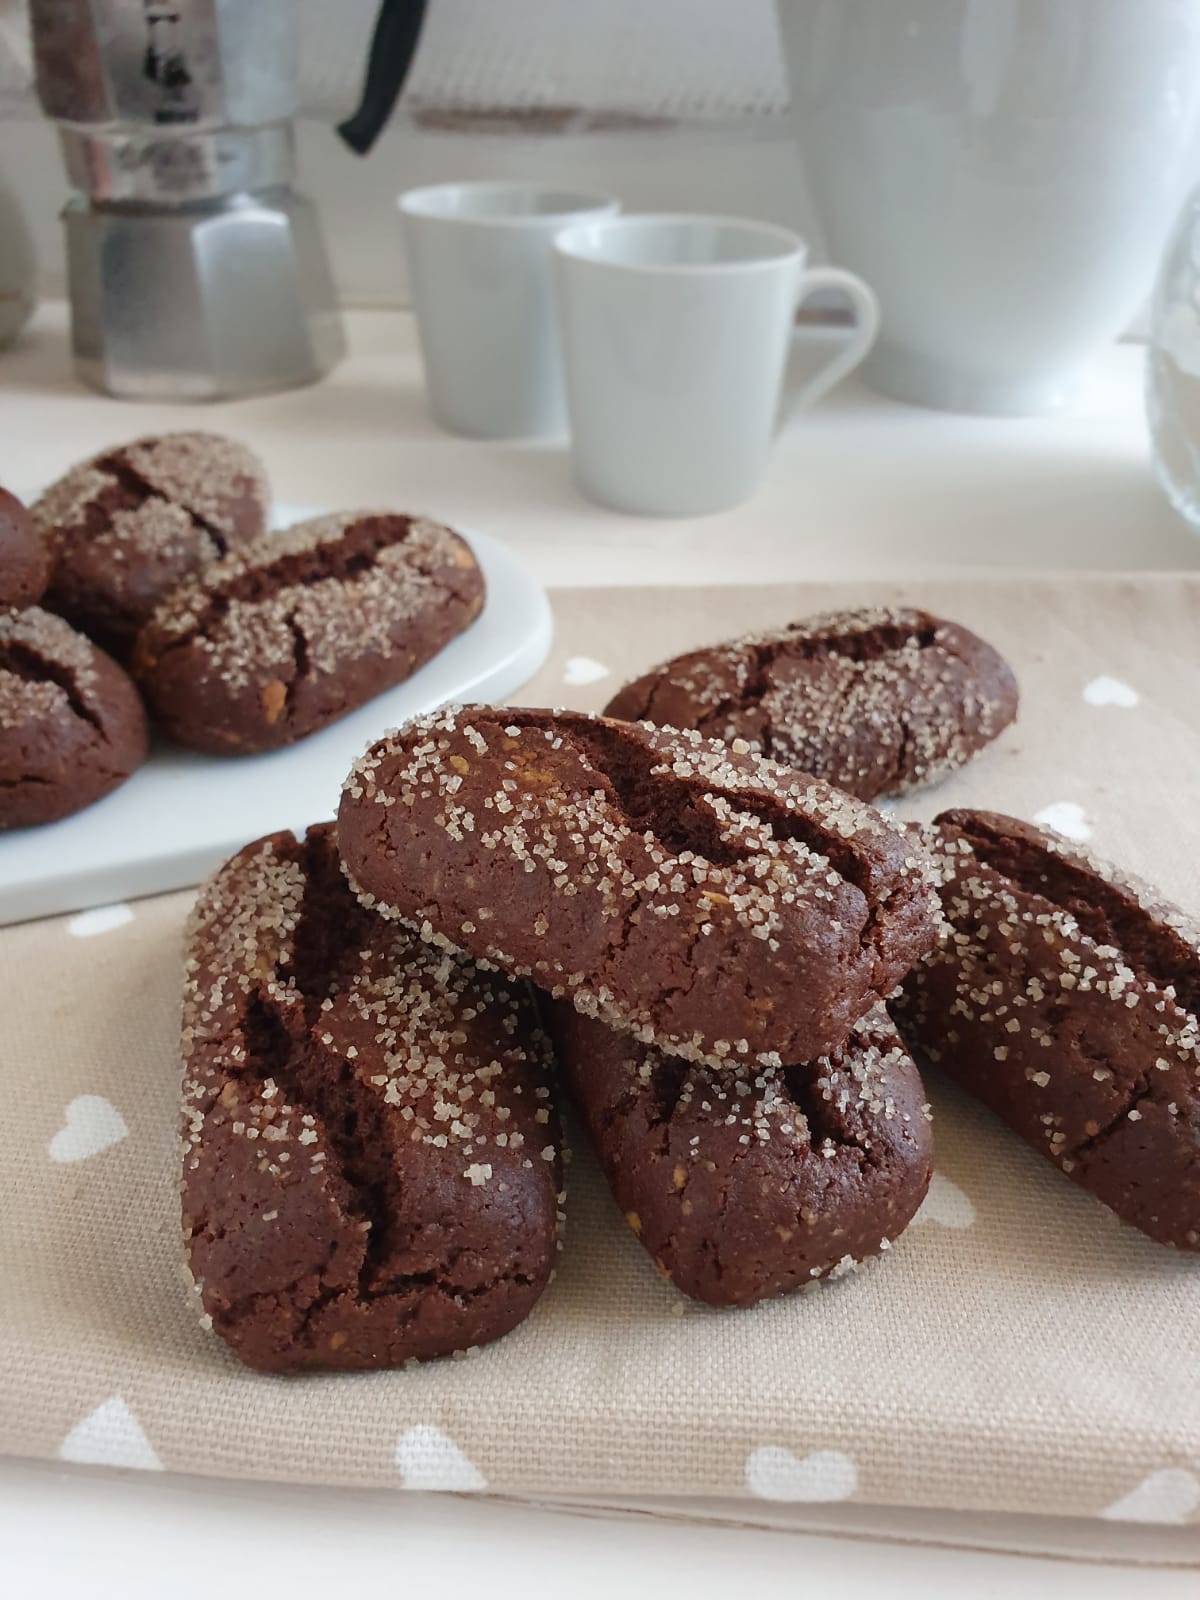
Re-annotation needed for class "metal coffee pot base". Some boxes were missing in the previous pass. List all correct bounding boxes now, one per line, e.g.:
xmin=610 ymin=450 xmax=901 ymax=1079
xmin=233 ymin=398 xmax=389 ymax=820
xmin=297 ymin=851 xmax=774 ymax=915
xmin=64 ymin=191 xmax=345 ymax=401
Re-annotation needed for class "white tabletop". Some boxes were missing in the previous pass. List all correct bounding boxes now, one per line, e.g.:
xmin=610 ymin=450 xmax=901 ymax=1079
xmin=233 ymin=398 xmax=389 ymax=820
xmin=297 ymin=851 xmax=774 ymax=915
xmin=1 ymin=306 xmax=1195 ymax=1595
xmin=6 ymin=305 xmax=1199 ymax=591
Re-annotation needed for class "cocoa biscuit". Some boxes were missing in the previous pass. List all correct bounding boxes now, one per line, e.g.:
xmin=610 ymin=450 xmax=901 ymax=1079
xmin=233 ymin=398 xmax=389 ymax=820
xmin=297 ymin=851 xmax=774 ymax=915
xmin=32 ymin=432 xmax=268 ymax=659
xmin=0 ymin=606 xmax=148 ymax=828
xmin=553 ymin=1001 xmax=932 ymax=1306
xmin=181 ymin=823 xmax=562 ymax=1372
xmin=0 ymin=486 xmax=48 ymax=608
xmin=604 ymin=607 xmax=1018 ymax=801
xmin=338 ymin=707 xmax=942 ymax=1070
xmin=132 ymin=510 xmax=484 ymax=755
xmin=891 ymin=809 xmax=1200 ymax=1248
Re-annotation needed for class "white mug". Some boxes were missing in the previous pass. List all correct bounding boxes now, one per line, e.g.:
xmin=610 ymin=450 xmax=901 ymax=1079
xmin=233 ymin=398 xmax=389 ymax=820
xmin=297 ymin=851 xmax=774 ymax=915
xmin=399 ymin=181 xmax=620 ymax=439
xmin=553 ymin=215 xmax=879 ymax=516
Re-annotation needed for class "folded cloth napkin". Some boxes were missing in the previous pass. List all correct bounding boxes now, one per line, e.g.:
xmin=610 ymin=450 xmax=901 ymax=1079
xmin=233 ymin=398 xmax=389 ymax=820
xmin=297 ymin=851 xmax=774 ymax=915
xmin=1 ymin=577 xmax=1197 ymax=1531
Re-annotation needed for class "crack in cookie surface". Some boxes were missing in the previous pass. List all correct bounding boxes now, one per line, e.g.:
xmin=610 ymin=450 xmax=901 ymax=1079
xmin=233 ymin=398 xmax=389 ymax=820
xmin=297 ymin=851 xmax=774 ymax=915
xmin=339 ymin=706 xmax=942 ymax=1071
xmin=892 ymin=809 xmax=1200 ymax=1248
xmin=605 ymin=606 xmax=1018 ymax=801
xmin=180 ymin=824 xmax=562 ymax=1370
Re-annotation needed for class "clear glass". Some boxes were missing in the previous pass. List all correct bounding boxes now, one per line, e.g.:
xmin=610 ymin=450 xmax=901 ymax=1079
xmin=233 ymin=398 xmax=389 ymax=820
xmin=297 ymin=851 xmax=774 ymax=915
xmin=0 ymin=167 xmax=35 ymax=349
xmin=1147 ymin=185 xmax=1200 ymax=530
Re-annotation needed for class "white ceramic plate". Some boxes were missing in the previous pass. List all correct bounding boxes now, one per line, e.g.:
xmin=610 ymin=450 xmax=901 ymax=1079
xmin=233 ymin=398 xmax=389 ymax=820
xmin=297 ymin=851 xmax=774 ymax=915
xmin=0 ymin=505 xmax=552 ymax=926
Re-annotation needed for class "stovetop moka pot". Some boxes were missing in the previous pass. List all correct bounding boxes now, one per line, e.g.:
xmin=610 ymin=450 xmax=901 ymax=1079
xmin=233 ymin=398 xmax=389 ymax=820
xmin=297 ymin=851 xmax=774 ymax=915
xmin=31 ymin=0 xmax=427 ymax=400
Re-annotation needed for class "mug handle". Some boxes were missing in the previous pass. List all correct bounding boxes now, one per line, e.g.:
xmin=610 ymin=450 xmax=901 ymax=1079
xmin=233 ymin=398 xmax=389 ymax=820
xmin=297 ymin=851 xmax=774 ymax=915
xmin=792 ymin=266 xmax=880 ymax=409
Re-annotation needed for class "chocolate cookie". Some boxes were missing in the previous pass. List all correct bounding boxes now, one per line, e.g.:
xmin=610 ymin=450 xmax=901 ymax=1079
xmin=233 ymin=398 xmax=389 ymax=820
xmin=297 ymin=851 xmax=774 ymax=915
xmin=133 ymin=510 xmax=484 ymax=755
xmin=181 ymin=824 xmax=563 ymax=1372
xmin=0 ymin=487 xmax=48 ymax=608
xmin=891 ymin=809 xmax=1200 ymax=1248
xmin=0 ymin=606 xmax=148 ymax=828
xmin=554 ymin=1001 xmax=932 ymax=1306
xmin=604 ymin=607 xmax=1018 ymax=801
xmin=338 ymin=707 xmax=941 ymax=1070
xmin=32 ymin=432 xmax=268 ymax=658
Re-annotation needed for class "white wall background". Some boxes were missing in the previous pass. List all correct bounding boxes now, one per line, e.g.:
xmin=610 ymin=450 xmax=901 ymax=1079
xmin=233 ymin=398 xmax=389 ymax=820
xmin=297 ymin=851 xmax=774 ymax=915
xmin=0 ymin=0 xmax=1160 ymax=327
xmin=0 ymin=0 xmax=812 ymax=306
xmin=0 ymin=0 xmax=791 ymax=121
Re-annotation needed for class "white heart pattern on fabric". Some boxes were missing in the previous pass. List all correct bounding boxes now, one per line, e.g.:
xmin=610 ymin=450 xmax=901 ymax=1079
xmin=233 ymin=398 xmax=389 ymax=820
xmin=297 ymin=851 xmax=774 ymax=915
xmin=744 ymin=1446 xmax=858 ymax=1502
xmin=67 ymin=902 xmax=134 ymax=937
xmin=48 ymin=1095 xmax=128 ymax=1163
xmin=911 ymin=1171 xmax=976 ymax=1229
xmin=395 ymin=1424 xmax=487 ymax=1492
xmin=562 ymin=655 xmax=611 ymax=687
xmin=1033 ymin=801 xmax=1093 ymax=843
xmin=59 ymin=1395 xmax=163 ymax=1471
xmin=1101 ymin=1468 xmax=1200 ymax=1524
xmin=1082 ymin=675 xmax=1139 ymax=709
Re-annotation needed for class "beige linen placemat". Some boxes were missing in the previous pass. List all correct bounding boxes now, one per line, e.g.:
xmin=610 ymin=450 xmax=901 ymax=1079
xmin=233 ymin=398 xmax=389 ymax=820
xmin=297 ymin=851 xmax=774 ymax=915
xmin=2 ymin=576 xmax=1199 ymax=1529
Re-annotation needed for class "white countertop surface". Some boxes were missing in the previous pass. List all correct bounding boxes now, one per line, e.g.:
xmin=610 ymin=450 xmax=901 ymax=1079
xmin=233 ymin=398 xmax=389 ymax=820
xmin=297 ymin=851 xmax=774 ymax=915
xmin=1 ymin=306 xmax=1195 ymax=1595
xmin=6 ymin=305 xmax=1199 ymax=589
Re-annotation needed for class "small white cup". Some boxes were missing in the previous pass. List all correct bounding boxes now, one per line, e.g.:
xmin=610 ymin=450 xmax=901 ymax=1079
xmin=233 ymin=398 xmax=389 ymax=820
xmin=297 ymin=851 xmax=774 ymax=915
xmin=399 ymin=181 xmax=620 ymax=439
xmin=553 ymin=214 xmax=880 ymax=516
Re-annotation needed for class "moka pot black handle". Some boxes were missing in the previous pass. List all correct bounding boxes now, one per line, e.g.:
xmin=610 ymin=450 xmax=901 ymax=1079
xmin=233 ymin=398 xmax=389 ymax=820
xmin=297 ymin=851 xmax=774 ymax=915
xmin=337 ymin=0 xmax=429 ymax=155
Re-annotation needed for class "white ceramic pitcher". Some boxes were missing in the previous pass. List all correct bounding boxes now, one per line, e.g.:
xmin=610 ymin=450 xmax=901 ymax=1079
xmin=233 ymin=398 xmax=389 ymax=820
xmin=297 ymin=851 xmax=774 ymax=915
xmin=778 ymin=0 xmax=1200 ymax=414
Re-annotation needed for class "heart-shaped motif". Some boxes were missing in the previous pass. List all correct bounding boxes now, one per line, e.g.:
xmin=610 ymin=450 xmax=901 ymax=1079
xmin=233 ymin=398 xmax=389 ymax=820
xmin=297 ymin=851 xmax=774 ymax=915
xmin=563 ymin=655 xmax=611 ymax=688
xmin=48 ymin=1095 xmax=128 ymax=1163
xmin=68 ymin=902 xmax=134 ymax=938
xmin=395 ymin=1424 xmax=486 ymax=1491
xmin=1082 ymin=675 xmax=1139 ymax=709
xmin=59 ymin=1395 xmax=162 ymax=1471
xmin=911 ymin=1171 xmax=976 ymax=1229
xmin=1102 ymin=1468 xmax=1200 ymax=1524
xmin=744 ymin=1446 xmax=858 ymax=1502
xmin=1033 ymin=801 xmax=1093 ymax=843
